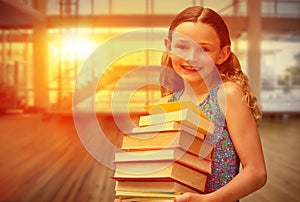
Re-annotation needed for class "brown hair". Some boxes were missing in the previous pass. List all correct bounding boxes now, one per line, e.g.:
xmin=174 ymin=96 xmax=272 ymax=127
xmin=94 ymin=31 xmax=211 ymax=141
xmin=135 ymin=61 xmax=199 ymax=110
xmin=160 ymin=6 xmax=262 ymax=125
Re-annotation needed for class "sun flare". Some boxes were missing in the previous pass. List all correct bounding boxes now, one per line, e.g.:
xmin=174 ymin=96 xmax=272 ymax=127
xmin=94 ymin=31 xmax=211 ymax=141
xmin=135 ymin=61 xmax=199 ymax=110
xmin=54 ymin=37 xmax=94 ymax=61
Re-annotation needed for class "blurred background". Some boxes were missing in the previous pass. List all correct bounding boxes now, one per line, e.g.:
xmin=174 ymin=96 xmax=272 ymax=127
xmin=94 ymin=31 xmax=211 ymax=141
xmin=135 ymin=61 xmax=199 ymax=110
xmin=0 ymin=0 xmax=299 ymax=201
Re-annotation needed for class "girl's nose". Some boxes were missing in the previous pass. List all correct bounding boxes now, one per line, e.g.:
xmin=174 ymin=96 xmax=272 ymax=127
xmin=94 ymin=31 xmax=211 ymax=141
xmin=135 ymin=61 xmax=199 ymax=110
xmin=185 ymin=47 xmax=201 ymax=64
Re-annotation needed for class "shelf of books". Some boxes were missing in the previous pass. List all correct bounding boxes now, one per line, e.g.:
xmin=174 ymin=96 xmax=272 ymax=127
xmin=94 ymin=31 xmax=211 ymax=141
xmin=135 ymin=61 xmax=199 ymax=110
xmin=112 ymin=101 xmax=215 ymax=201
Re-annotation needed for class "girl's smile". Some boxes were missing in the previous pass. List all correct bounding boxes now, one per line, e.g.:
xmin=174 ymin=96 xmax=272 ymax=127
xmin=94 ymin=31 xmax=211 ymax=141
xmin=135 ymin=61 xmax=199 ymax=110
xmin=181 ymin=63 xmax=203 ymax=72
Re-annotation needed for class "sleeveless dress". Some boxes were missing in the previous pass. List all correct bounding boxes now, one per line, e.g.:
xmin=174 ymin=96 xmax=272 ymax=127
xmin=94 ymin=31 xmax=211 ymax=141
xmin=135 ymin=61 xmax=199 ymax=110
xmin=168 ymin=84 xmax=240 ymax=193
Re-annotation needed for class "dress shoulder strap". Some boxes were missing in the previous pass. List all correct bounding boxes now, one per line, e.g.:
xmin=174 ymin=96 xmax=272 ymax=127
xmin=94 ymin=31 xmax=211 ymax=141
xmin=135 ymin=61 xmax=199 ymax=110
xmin=167 ymin=89 xmax=184 ymax=102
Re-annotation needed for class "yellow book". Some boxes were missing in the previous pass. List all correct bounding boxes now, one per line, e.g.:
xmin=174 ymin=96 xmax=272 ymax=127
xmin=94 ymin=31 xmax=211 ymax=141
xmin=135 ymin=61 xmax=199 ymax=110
xmin=121 ymin=130 xmax=212 ymax=160
xmin=113 ymin=161 xmax=208 ymax=193
xmin=144 ymin=100 xmax=208 ymax=120
xmin=131 ymin=121 xmax=206 ymax=140
xmin=115 ymin=180 xmax=197 ymax=194
xmin=116 ymin=190 xmax=177 ymax=200
xmin=114 ymin=148 xmax=211 ymax=174
xmin=121 ymin=196 xmax=175 ymax=202
xmin=138 ymin=108 xmax=215 ymax=135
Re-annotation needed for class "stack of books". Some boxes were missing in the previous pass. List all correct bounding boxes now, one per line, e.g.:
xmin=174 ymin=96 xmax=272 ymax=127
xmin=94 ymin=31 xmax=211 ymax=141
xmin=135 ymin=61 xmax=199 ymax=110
xmin=112 ymin=100 xmax=215 ymax=201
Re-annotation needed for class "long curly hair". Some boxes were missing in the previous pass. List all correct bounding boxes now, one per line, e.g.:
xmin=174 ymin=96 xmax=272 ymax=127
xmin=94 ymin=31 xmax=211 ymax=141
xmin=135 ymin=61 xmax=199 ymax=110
xmin=160 ymin=6 xmax=262 ymax=125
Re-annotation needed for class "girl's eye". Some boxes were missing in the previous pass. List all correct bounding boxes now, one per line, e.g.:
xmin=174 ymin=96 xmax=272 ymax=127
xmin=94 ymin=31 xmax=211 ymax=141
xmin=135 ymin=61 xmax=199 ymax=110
xmin=178 ymin=45 xmax=188 ymax=50
xmin=174 ymin=43 xmax=190 ymax=50
xmin=200 ymin=47 xmax=209 ymax=52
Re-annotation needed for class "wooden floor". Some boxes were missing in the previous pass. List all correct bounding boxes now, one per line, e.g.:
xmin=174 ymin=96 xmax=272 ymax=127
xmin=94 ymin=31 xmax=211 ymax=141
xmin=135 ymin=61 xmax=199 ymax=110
xmin=0 ymin=113 xmax=299 ymax=202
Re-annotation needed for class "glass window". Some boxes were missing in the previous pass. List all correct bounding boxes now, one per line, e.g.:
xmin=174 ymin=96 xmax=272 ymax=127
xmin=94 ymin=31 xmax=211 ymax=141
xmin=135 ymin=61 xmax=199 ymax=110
xmin=78 ymin=0 xmax=92 ymax=15
xmin=111 ymin=0 xmax=146 ymax=14
xmin=261 ymin=0 xmax=300 ymax=17
xmin=47 ymin=0 xmax=60 ymax=15
xmin=262 ymin=1 xmax=275 ymax=16
xmin=261 ymin=35 xmax=300 ymax=112
xmin=93 ymin=0 xmax=110 ymax=14
xmin=152 ymin=0 xmax=193 ymax=14
xmin=42 ymin=0 xmax=300 ymax=113
xmin=204 ymin=0 xmax=237 ymax=14
xmin=277 ymin=1 xmax=300 ymax=17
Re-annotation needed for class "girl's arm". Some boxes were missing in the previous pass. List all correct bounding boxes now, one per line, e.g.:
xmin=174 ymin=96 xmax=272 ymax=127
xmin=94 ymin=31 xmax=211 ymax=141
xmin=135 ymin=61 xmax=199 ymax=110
xmin=176 ymin=82 xmax=267 ymax=202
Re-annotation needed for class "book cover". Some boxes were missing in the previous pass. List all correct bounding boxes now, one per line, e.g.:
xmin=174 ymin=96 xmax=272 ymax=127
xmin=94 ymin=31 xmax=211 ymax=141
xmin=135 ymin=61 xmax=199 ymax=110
xmin=131 ymin=121 xmax=206 ymax=140
xmin=114 ymin=147 xmax=211 ymax=174
xmin=116 ymin=190 xmax=177 ymax=199
xmin=138 ymin=108 xmax=215 ymax=135
xmin=115 ymin=180 xmax=197 ymax=194
xmin=113 ymin=161 xmax=208 ymax=193
xmin=121 ymin=197 xmax=175 ymax=202
xmin=121 ymin=130 xmax=212 ymax=160
xmin=144 ymin=100 xmax=208 ymax=120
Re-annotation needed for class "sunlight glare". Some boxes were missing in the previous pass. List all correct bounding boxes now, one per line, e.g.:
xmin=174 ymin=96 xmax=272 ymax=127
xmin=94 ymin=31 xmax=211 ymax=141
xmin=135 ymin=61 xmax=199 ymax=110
xmin=58 ymin=37 xmax=94 ymax=61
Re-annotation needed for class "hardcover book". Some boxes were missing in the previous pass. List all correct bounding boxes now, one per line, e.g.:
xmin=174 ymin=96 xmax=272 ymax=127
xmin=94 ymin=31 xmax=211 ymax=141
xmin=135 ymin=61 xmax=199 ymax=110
xmin=138 ymin=108 xmax=215 ymax=135
xmin=131 ymin=121 xmax=206 ymax=140
xmin=115 ymin=180 xmax=197 ymax=194
xmin=113 ymin=161 xmax=208 ymax=193
xmin=121 ymin=130 xmax=212 ymax=159
xmin=144 ymin=100 xmax=208 ymax=120
xmin=114 ymin=147 xmax=211 ymax=174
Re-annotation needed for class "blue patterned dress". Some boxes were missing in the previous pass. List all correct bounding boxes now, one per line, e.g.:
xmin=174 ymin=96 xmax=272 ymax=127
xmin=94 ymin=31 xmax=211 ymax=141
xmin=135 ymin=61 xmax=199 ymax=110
xmin=168 ymin=84 xmax=240 ymax=193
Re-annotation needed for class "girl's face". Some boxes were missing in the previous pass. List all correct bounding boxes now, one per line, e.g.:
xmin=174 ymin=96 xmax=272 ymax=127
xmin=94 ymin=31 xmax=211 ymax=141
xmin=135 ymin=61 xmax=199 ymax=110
xmin=166 ymin=22 xmax=229 ymax=84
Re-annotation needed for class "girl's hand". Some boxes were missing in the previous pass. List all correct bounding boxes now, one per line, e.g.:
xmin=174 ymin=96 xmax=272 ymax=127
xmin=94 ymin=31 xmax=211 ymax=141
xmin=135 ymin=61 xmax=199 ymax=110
xmin=114 ymin=198 xmax=121 ymax=202
xmin=175 ymin=192 xmax=206 ymax=202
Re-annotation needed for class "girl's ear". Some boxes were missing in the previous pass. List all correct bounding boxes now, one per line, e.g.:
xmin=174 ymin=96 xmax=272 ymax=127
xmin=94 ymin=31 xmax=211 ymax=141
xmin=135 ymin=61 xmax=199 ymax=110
xmin=164 ymin=38 xmax=171 ymax=51
xmin=216 ymin=45 xmax=231 ymax=65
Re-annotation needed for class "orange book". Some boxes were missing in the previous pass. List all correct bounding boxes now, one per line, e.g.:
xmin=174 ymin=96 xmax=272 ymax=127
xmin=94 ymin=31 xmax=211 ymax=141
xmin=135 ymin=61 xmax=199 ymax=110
xmin=131 ymin=121 xmax=206 ymax=140
xmin=120 ymin=197 xmax=175 ymax=202
xmin=114 ymin=147 xmax=211 ymax=174
xmin=121 ymin=130 xmax=212 ymax=160
xmin=121 ymin=198 xmax=175 ymax=202
xmin=116 ymin=190 xmax=177 ymax=201
xmin=113 ymin=161 xmax=208 ymax=193
xmin=138 ymin=108 xmax=214 ymax=135
xmin=144 ymin=100 xmax=208 ymax=120
xmin=115 ymin=180 xmax=197 ymax=194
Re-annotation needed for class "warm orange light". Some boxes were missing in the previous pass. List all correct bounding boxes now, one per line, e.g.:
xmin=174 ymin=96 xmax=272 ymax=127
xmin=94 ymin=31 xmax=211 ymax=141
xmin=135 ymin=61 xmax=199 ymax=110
xmin=53 ymin=37 xmax=94 ymax=61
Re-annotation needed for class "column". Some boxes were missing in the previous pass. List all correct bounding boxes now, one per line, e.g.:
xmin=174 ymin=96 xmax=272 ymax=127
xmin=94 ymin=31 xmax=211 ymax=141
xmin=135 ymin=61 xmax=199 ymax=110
xmin=247 ymin=0 xmax=262 ymax=102
xmin=32 ymin=0 xmax=48 ymax=113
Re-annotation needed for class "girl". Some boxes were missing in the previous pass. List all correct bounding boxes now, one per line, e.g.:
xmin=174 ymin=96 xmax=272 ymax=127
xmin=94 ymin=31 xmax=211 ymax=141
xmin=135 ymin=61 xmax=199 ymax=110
xmin=115 ymin=6 xmax=267 ymax=202
xmin=160 ymin=6 xmax=267 ymax=202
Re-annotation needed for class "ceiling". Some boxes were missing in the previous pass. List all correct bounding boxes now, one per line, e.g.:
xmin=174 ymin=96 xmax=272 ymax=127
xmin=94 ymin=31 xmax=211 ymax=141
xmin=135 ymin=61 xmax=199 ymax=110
xmin=0 ymin=0 xmax=44 ymax=28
